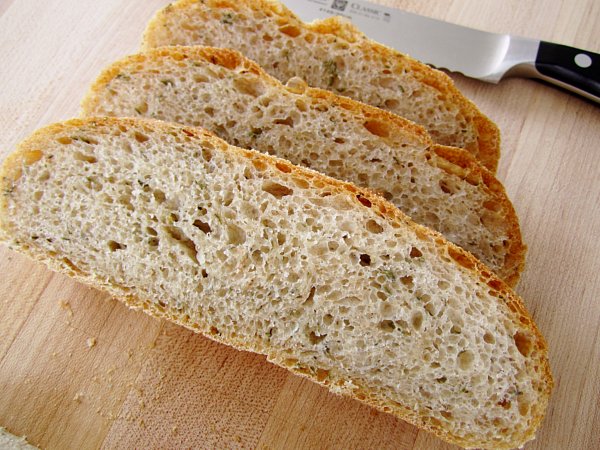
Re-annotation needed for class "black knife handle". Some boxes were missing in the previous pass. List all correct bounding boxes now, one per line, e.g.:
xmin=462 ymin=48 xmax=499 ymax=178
xmin=535 ymin=41 xmax=600 ymax=103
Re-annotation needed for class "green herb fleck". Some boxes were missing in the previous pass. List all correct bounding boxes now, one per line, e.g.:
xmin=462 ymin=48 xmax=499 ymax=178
xmin=379 ymin=268 xmax=396 ymax=281
xmin=221 ymin=12 xmax=234 ymax=24
xmin=323 ymin=59 xmax=338 ymax=87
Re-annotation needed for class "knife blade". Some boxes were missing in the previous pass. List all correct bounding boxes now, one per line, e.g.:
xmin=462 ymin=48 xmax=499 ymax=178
xmin=288 ymin=0 xmax=599 ymax=103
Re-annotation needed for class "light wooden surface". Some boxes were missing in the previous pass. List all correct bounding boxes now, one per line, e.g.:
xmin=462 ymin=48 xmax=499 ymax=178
xmin=0 ymin=0 xmax=598 ymax=449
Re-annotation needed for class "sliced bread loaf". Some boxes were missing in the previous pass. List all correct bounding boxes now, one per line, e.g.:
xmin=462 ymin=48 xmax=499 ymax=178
xmin=142 ymin=0 xmax=501 ymax=172
xmin=0 ymin=117 xmax=551 ymax=449
xmin=81 ymin=46 xmax=525 ymax=285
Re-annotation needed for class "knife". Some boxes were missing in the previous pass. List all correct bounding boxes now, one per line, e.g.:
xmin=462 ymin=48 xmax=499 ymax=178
xmin=289 ymin=0 xmax=600 ymax=103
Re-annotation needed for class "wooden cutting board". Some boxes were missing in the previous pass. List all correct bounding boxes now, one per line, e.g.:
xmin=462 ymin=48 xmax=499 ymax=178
xmin=1 ymin=1 xmax=598 ymax=449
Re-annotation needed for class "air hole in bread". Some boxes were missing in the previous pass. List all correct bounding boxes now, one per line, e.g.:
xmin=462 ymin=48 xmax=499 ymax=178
xmin=359 ymin=253 xmax=371 ymax=266
xmin=366 ymin=219 xmax=383 ymax=234
xmin=410 ymin=247 xmax=423 ymax=258
xmin=364 ymin=120 xmax=390 ymax=138
xmin=233 ymin=76 xmax=265 ymax=97
xmin=308 ymin=330 xmax=327 ymax=345
xmin=514 ymin=331 xmax=533 ymax=357
xmin=134 ymin=131 xmax=149 ymax=143
xmin=273 ymin=116 xmax=294 ymax=127
xmin=356 ymin=194 xmax=371 ymax=208
xmin=457 ymin=350 xmax=474 ymax=370
xmin=57 ymin=136 xmax=72 ymax=145
xmin=279 ymin=24 xmax=301 ymax=37
xmin=439 ymin=179 xmax=454 ymax=194
xmin=518 ymin=397 xmax=530 ymax=416
xmin=498 ymin=399 xmax=511 ymax=409
xmin=135 ymin=102 xmax=148 ymax=115
xmin=164 ymin=226 xmax=199 ymax=264
xmin=295 ymin=98 xmax=308 ymax=112
xmin=448 ymin=247 xmax=475 ymax=269
xmin=333 ymin=137 xmax=346 ymax=144
xmin=262 ymin=181 xmax=293 ymax=198
xmin=375 ymin=76 xmax=396 ymax=89
xmin=107 ymin=240 xmax=126 ymax=251
xmin=62 ymin=257 xmax=80 ymax=273
xmin=384 ymin=99 xmax=400 ymax=109
xmin=487 ymin=279 xmax=503 ymax=291
xmin=193 ymin=219 xmax=211 ymax=234
xmin=153 ymin=189 xmax=166 ymax=203
xmin=426 ymin=303 xmax=437 ymax=317
xmin=304 ymin=33 xmax=315 ymax=44
xmin=411 ymin=312 xmax=423 ymax=330
xmin=204 ymin=106 xmax=215 ymax=117
xmin=484 ymin=332 xmax=496 ymax=344
xmin=441 ymin=411 xmax=453 ymax=420
xmin=483 ymin=199 xmax=502 ymax=212
xmin=226 ymin=223 xmax=246 ymax=245
xmin=292 ymin=177 xmax=309 ymax=189
xmin=303 ymin=287 xmax=316 ymax=306
xmin=379 ymin=320 xmax=395 ymax=332
xmin=400 ymin=275 xmax=414 ymax=288
xmin=275 ymin=162 xmax=292 ymax=173
xmin=73 ymin=152 xmax=97 ymax=164
xmin=193 ymin=73 xmax=209 ymax=83
xmin=437 ymin=280 xmax=450 ymax=290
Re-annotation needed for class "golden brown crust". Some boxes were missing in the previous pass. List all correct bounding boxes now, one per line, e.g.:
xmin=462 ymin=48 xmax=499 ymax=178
xmin=81 ymin=45 xmax=523 ymax=285
xmin=142 ymin=0 xmax=501 ymax=172
xmin=0 ymin=117 xmax=551 ymax=449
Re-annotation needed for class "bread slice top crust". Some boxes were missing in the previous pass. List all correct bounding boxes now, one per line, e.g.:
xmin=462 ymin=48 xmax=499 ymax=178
xmin=0 ymin=117 xmax=551 ymax=449
xmin=141 ymin=0 xmax=501 ymax=172
xmin=81 ymin=45 xmax=524 ymax=285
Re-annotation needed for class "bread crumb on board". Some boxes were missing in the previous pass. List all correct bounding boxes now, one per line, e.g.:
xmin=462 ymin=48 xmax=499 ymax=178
xmin=59 ymin=300 xmax=74 ymax=317
xmin=73 ymin=392 xmax=84 ymax=403
xmin=86 ymin=337 xmax=97 ymax=349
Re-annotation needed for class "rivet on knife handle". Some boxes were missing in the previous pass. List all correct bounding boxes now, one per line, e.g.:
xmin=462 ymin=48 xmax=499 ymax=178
xmin=533 ymin=42 xmax=600 ymax=103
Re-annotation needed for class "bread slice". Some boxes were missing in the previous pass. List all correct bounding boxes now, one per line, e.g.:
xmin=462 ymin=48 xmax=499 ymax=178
xmin=142 ymin=0 xmax=501 ymax=172
xmin=0 ymin=428 xmax=38 ymax=450
xmin=0 ymin=117 xmax=551 ymax=449
xmin=81 ymin=46 xmax=524 ymax=285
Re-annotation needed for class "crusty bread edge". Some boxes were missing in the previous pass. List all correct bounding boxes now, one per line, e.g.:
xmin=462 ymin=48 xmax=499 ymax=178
xmin=80 ymin=45 xmax=524 ymax=286
xmin=0 ymin=117 xmax=551 ymax=449
xmin=141 ymin=0 xmax=501 ymax=173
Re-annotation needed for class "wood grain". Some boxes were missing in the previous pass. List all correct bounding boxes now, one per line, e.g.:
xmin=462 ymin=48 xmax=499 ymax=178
xmin=0 ymin=1 xmax=598 ymax=449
